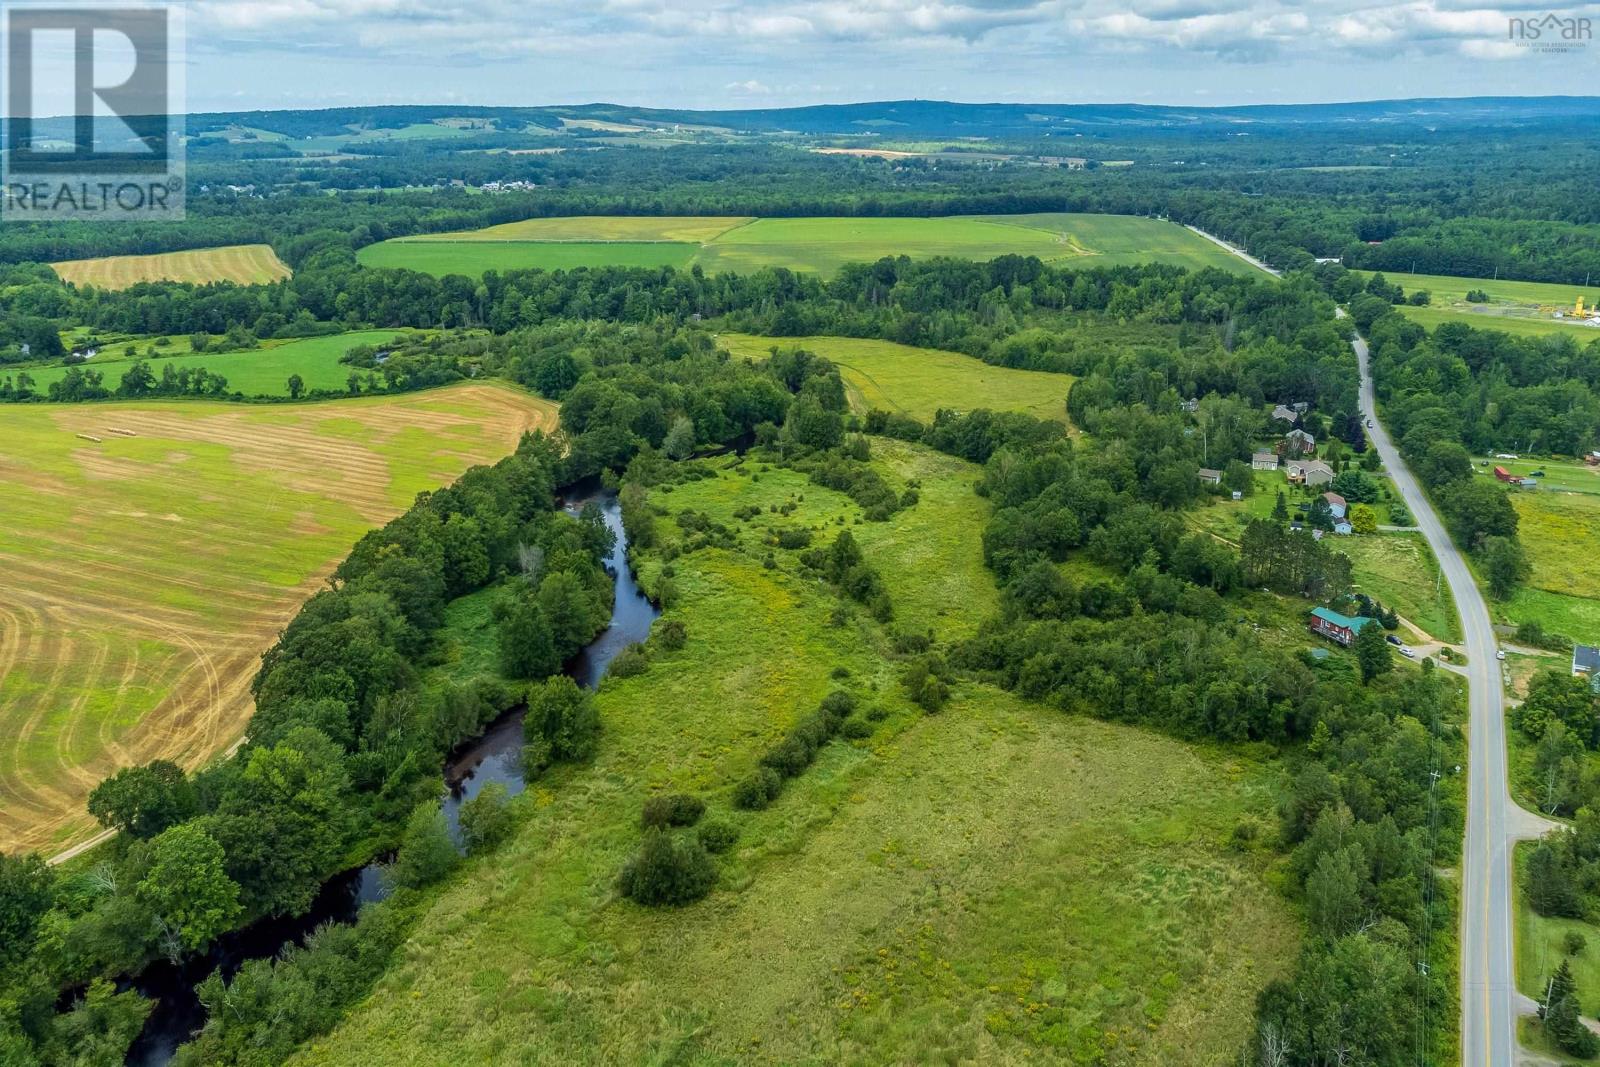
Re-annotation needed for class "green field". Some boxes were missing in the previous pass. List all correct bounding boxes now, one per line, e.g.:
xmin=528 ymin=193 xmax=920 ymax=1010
xmin=718 ymin=333 xmax=1075 ymax=424
xmin=1515 ymin=841 xmax=1600 ymax=1019
xmin=1359 ymin=270 xmax=1600 ymax=339
xmin=292 ymin=442 xmax=1296 ymax=1066
xmin=51 ymin=244 xmax=292 ymax=290
xmin=21 ymin=331 xmax=418 ymax=398
xmin=358 ymin=213 xmax=1268 ymax=279
xmin=0 ymin=384 xmax=557 ymax=854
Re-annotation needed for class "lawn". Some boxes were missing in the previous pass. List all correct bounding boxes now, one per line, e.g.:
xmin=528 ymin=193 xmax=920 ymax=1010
xmin=1515 ymin=841 xmax=1600 ymax=1024
xmin=1513 ymin=490 xmax=1600 ymax=603
xmin=357 ymin=212 xmax=1270 ymax=279
xmin=0 ymin=383 xmax=558 ymax=854
xmin=1357 ymin=270 xmax=1600 ymax=339
xmin=290 ymin=441 xmax=1297 ymax=1067
xmin=718 ymin=333 xmax=1075 ymax=424
xmin=20 ymin=331 xmax=419 ymax=398
xmin=51 ymin=244 xmax=292 ymax=289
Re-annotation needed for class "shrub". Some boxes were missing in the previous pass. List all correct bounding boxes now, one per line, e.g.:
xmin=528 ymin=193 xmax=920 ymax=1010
xmin=840 ymin=718 xmax=873 ymax=740
xmin=776 ymin=527 xmax=813 ymax=550
xmin=697 ymin=819 xmax=739 ymax=854
xmin=524 ymin=676 xmax=599 ymax=767
xmin=1565 ymin=931 xmax=1588 ymax=957
xmin=654 ymin=619 xmax=688 ymax=651
xmin=459 ymin=782 xmax=515 ymax=853
xmin=640 ymin=794 xmax=706 ymax=829
xmin=617 ymin=831 xmax=715 ymax=906
xmin=761 ymin=735 xmax=815 ymax=778
xmin=607 ymin=644 xmax=650 ymax=679
xmin=733 ymin=767 xmax=783 ymax=810
xmin=387 ymin=802 xmax=459 ymax=890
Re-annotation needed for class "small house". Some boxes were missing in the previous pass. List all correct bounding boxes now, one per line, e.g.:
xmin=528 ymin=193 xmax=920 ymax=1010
xmin=1322 ymin=492 xmax=1348 ymax=519
xmin=1252 ymin=451 xmax=1280 ymax=471
xmin=1283 ymin=429 xmax=1316 ymax=456
xmin=1271 ymin=404 xmax=1299 ymax=425
xmin=1197 ymin=468 xmax=1223 ymax=485
xmin=1287 ymin=459 xmax=1334 ymax=487
xmin=1519 ymin=478 xmax=1538 ymax=489
xmin=1586 ymin=451 xmax=1600 ymax=467
xmin=1180 ymin=398 xmax=1200 ymax=413
xmin=1575 ymin=645 xmax=1600 ymax=678
xmin=1309 ymin=607 xmax=1376 ymax=647
xmin=1493 ymin=466 xmax=1515 ymax=483
xmin=1333 ymin=519 xmax=1354 ymax=535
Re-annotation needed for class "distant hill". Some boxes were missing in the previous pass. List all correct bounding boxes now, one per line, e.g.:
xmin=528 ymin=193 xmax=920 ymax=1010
xmin=182 ymin=96 xmax=1600 ymax=142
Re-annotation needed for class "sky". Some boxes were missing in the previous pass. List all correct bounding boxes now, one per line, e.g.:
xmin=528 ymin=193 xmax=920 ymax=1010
xmin=178 ymin=0 xmax=1600 ymax=112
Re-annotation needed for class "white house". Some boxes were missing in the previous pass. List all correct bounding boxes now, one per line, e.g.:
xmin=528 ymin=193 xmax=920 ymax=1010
xmin=1322 ymin=492 xmax=1348 ymax=520
xmin=1252 ymin=451 xmax=1280 ymax=471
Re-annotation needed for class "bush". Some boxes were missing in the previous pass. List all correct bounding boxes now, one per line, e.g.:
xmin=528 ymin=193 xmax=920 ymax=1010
xmin=697 ymin=819 xmax=739 ymax=854
xmin=524 ymin=676 xmax=599 ymax=767
xmin=1565 ymin=931 xmax=1588 ymax=957
xmin=640 ymin=793 xmax=705 ymax=829
xmin=840 ymin=717 xmax=873 ymax=740
xmin=733 ymin=767 xmax=782 ymax=810
xmin=654 ymin=619 xmax=688 ymax=651
xmin=458 ymin=782 xmax=515 ymax=853
xmin=607 ymin=644 xmax=650 ymax=679
xmin=617 ymin=830 xmax=716 ymax=906
xmin=387 ymin=802 xmax=459 ymax=890
xmin=776 ymin=527 xmax=812 ymax=550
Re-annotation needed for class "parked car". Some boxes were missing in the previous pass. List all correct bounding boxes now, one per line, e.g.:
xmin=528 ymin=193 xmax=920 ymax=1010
xmin=1399 ymin=646 xmax=1416 ymax=659
xmin=1496 ymin=649 xmax=1507 ymax=660
xmin=1386 ymin=635 xmax=1402 ymax=646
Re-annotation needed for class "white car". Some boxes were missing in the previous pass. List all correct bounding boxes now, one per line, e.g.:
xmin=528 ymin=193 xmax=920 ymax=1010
xmin=1496 ymin=649 xmax=1506 ymax=661
xmin=1399 ymin=646 xmax=1416 ymax=659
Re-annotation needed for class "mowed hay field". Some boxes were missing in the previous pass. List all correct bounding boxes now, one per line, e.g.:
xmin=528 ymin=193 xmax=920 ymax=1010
xmin=719 ymin=333 xmax=1075 ymax=424
xmin=293 ymin=446 xmax=1296 ymax=1066
xmin=23 ymin=330 xmax=419 ymax=398
xmin=0 ymin=383 xmax=557 ymax=854
xmin=358 ymin=213 xmax=1265 ymax=279
xmin=51 ymin=244 xmax=292 ymax=290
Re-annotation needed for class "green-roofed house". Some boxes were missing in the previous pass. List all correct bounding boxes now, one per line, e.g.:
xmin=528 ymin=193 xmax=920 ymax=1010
xmin=1309 ymin=607 xmax=1377 ymax=647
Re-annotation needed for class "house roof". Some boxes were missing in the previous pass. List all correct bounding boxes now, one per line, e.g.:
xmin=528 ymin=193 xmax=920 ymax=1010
xmin=1286 ymin=429 xmax=1314 ymax=442
xmin=1576 ymin=645 xmax=1600 ymax=673
xmin=1323 ymin=492 xmax=1347 ymax=506
xmin=1291 ymin=459 xmax=1333 ymax=475
xmin=1310 ymin=607 xmax=1376 ymax=633
xmin=1197 ymin=468 xmax=1222 ymax=479
xmin=1252 ymin=451 xmax=1278 ymax=461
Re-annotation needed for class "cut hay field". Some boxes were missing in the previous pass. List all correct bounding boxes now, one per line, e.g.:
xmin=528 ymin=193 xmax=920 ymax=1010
xmin=51 ymin=244 xmax=292 ymax=290
xmin=357 ymin=212 xmax=1266 ymax=279
xmin=718 ymin=333 xmax=1075 ymax=424
xmin=292 ymin=443 xmax=1296 ymax=1067
xmin=1358 ymin=270 xmax=1600 ymax=339
xmin=0 ymin=383 xmax=557 ymax=854
xmin=22 ymin=330 xmax=419 ymax=398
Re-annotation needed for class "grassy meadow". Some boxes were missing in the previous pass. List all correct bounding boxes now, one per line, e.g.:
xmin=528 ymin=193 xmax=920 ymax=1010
xmin=51 ymin=244 xmax=292 ymax=289
xmin=20 ymin=330 xmax=418 ymax=398
xmin=1515 ymin=841 xmax=1600 ymax=1015
xmin=357 ymin=212 xmax=1269 ymax=279
xmin=0 ymin=384 xmax=557 ymax=854
xmin=1358 ymin=270 xmax=1600 ymax=339
xmin=292 ymin=442 xmax=1298 ymax=1066
xmin=718 ymin=333 xmax=1075 ymax=424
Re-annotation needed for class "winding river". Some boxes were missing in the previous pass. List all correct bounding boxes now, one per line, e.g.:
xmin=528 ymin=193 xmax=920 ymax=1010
xmin=124 ymin=490 xmax=656 ymax=1066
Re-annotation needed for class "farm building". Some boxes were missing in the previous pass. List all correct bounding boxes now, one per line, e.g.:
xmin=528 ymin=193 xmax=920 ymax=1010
xmin=1252 ymin=451 xmax=1280 ymax=471
xmin=1493 ymin=466 xmax=1515 ymax=483
xmin=1197 ymin=468 xmax=1223 ymax=485
xmin=1283 ymin=429 xmax=1316 ymax=456
xmin=1309 ymin=607 xmax=1376 ymax=647
xmin=1322 ymin=492 xmax=1348 ymax=519
xmin=1576 ymin=645 xmax=1600 ymax=678
xmin=1286 ymin=459 xmax=1334 ymax=487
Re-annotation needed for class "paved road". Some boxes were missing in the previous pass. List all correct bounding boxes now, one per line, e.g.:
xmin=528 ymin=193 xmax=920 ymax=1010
xmin=1350 ymin=317 xmax=1555 ymax=1066
xmin=1183 ymin=225 xmax=1282 ymax=278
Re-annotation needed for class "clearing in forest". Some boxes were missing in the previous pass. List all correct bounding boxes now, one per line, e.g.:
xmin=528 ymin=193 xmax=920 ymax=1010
xmin=291 ymin=441 xmax=1297 ymax=1067
xmin=717 ymin=333 xmax=1075 ymax=424
xmin=51 ymin=244 xmax=293 ymax=290
xmin=0 ymin=383 xmax=558 ymax=855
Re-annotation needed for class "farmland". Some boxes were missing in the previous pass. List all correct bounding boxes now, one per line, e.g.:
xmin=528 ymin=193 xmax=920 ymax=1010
xmin=0 ymin=383 xmax=557 ymax=854
xmin=22 ymin=330 xmax=418 ymax=398
xmin=291 ymin=445 xmax=1297 ymax=1067
xmin=717 ymin=333 xmax=1075 ymax=424
xmin=357 ymin=213 xmax=1267 ymax=279
xmin=51 ymin=244 xmax=292 ymax=290
xmin=1359 ymin=270 xmax=1600 ymax=338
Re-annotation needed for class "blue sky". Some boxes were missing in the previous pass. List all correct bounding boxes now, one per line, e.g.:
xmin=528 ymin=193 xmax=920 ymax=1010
xmin=184 ymin=0 xmax=1600 ymax=112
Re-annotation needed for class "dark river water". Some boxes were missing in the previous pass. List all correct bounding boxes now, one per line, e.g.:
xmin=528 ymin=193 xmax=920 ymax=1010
xmin=124 ymin=490 xmax=656 ymax=1066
